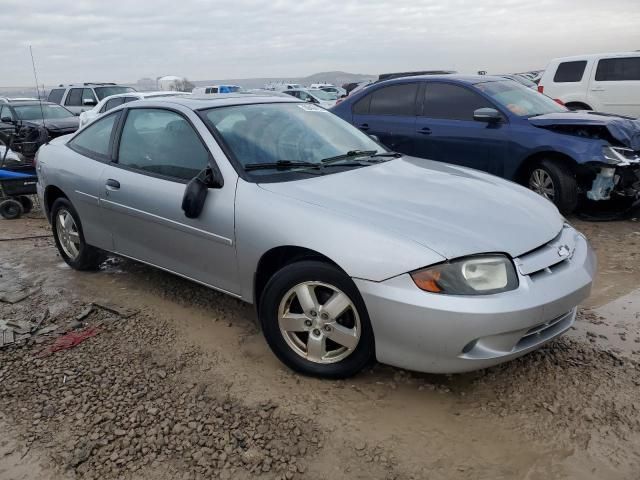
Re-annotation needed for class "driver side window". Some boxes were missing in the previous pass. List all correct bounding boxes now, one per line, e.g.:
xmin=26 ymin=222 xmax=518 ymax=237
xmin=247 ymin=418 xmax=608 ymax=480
xmin=117 ymin=109 xmax=209 ymax=181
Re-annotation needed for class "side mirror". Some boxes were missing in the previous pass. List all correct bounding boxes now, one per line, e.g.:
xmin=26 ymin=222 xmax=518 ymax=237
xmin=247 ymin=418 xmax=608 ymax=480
xmin=83 ymin=99 xmax=96 ymax=106
xmin=181 ymin=167 xmax=223 ymax=219
xmin=74 ymin=112 xmax=81 ymax=116
xmin=473 ymin=108 xmax=502 ymax=123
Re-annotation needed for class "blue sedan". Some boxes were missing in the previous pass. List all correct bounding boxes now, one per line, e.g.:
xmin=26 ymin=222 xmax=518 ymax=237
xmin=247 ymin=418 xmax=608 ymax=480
xmin=331 ymin=75 xmax=640 ymax=213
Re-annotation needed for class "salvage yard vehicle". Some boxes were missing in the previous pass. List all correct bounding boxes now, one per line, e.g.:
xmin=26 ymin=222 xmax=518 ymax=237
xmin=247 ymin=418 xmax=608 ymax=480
xmin=331 ymin=74 xmax=640 ymax=213
xmin=282 ymin=88 xmax=337 ymax=108
xmin=47 ymin=83 xmax=137 ymax=114
xmin=192 ymin=85 xmax=243 ymax=94
xmin=79 ymin=91 xmax=191 ymax=128
xmin=538 ymin=52 xmax=640 ymax=116
xmin=36 ymin=95 xmax=595 ymax=378
xmin=1 ymin=100 xmax=79 ymax=141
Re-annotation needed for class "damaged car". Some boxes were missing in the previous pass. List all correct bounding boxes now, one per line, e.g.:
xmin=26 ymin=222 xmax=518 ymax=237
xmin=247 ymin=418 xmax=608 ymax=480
xmin=37 ymin=95 xmax=595 ymax=378
xmin=331 ymin=75 xmax=640 ymax=213
xmin=1 ymin=100 xmax=80 ymax=143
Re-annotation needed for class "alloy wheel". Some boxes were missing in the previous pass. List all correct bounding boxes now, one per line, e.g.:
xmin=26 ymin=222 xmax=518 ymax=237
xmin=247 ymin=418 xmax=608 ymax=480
xmin=529 ymin=168 xmax=555 ymax=200
xmin=55 ymin=208 xmax=81 ymax=260
xmin=278 ymin=281 xmax=361 ymax=364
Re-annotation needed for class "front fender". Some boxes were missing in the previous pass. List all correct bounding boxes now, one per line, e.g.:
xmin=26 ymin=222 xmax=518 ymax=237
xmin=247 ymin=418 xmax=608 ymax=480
xmin=234 ymin=181 xmax=445 ymax=302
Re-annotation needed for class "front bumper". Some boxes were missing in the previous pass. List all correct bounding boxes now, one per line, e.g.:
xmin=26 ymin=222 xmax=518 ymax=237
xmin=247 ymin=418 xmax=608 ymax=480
xmin=355 ymin=232 xmax=596 ymax=374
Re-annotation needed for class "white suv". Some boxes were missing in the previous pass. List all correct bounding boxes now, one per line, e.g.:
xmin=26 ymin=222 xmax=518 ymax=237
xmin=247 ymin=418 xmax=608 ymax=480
xmin=47 ymin=83 xmax=137 ymax=114
xmin=538 ymin=52 xmax=640 ymax=117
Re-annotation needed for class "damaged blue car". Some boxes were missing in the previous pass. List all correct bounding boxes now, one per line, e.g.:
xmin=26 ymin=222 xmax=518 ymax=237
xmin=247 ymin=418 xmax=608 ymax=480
xmin=331 ymin=75 xmax=640 ymax=213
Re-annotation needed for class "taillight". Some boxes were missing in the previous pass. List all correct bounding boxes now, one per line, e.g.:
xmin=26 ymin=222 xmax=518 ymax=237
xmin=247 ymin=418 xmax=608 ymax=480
xmin=335 ymin=98 xmax=344 ymax=105
xmin=537 ymin=85 xmax=544 ymax=94
xmin=554 ymin=98 xmax=565 ymax=106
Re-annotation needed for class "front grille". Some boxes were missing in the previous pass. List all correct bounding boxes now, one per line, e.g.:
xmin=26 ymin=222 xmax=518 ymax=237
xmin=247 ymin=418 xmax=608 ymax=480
xmin=514 ymin=225 xmax=578 ymax=278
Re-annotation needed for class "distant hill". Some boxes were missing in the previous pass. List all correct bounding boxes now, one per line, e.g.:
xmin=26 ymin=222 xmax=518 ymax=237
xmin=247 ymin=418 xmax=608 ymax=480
xmin=191 ymin=71 xmax=376 ymax=89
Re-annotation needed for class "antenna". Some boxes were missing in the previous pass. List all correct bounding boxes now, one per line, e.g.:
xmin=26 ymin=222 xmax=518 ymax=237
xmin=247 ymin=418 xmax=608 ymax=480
xmin=29 ymin=45 xmax=46 ymax=132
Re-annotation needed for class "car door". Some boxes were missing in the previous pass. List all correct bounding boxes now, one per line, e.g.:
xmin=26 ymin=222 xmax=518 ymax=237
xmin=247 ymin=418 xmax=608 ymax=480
xmin=351 ymin=82 xmax=418 ymax=155
xmin=64 ymin=88 xmax=97 ymax=114
xmin=588 ymin=56 xmax=640 ymax=117
xmin=98 ymin=106 xmax=240 ymax=295
xmin=415 ymin=82 xmax=509 ymax=175
xmin=59 ymin=112 xmax=122 ymax=250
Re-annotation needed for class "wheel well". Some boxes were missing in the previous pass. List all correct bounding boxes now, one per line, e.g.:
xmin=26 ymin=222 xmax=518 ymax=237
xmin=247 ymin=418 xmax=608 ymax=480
xmin=515 ymin=152 xmax=577 ymax=185
xmin=43 ymin=186 xmax=68 ymax=220
xmin=253 ymin=246 xmax=341 ymax=308
xmin=565 ymin=101 xmax=592 ymax=111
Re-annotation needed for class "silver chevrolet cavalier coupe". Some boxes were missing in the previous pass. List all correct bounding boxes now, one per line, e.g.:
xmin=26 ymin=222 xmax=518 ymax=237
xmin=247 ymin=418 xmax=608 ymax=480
xmin=36 ymin=95 xmax=596 ymax=378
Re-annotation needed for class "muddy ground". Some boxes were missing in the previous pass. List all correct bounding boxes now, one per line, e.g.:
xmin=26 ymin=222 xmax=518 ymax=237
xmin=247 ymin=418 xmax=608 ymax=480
xmin=1 ymin=211 xmax=639 ymax=480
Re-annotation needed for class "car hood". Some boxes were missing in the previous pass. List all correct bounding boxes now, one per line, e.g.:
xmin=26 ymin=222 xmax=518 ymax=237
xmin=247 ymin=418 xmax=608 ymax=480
xmin=529 ymin=112 xmax=640 ymax=150
xmin=24 ymin=117 xmax=79 ymax=132
xmin=259 ymin=157 xmax=563 ymax=260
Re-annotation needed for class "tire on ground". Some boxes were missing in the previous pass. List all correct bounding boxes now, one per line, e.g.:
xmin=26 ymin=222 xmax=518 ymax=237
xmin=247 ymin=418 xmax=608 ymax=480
xmin=0 ymin=199 xmax=23 ymax=219
xmin=51 ymin=197 xmax=105 ymax=270
xmin=17 ymin=195 xmax=33 ymax=214
xmin=529 ymin=159 xmax=578 ymax=214
xmin=259 ymin=260 xmax=375 ymax=379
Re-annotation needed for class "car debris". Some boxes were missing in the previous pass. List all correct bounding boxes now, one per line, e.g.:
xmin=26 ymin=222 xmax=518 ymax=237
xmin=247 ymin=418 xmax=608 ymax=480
xmin=0 ymin=317 xmax=59 ymax=349
xmin=38 ymin=325 xmax=101 ymax=357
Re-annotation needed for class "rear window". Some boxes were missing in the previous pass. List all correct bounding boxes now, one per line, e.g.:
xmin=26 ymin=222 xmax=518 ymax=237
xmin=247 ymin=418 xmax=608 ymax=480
xmin=354 ymin=83 xmax=418 ymax=116
xmin=595 ymin=57 xmax=640 ymax=81
xmin=47 ymin=89 xmax=65 ymax=104
xmin=553 ymin=61 xmax=587 ymax=82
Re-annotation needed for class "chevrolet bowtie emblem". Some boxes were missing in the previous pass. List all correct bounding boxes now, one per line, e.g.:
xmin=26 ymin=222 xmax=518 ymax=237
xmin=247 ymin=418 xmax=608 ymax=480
xmin=557 ymin=245 xmax=571 ymax=257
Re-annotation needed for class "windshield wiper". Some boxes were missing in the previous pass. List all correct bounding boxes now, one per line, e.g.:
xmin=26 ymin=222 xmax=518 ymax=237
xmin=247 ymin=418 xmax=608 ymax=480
xmin=321 ymin=150 xmax=401 ymax=164
xmin=244 ymin=160 xmax=321 ymax=172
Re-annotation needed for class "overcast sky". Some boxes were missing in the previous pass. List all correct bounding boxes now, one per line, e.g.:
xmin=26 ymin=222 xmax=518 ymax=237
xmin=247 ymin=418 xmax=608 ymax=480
xmin=2 ymin=0 xmax=639 ymax=86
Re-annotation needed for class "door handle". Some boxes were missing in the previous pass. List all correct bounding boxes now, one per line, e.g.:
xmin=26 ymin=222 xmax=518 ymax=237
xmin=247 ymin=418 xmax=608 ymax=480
xmin=417 ymin=127 xmax=432 ymax=135
xmin=590 ymin=88 xmax=605 ymax=92
xmin=358 ymin=123 xmax=370 ymax=131
xmin=105 ymin=179 xmax=120 ymax=190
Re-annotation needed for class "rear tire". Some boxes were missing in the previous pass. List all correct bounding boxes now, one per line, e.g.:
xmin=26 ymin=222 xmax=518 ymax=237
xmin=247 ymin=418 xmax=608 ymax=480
xmin=0 ymin=199 xmax=23 ymax=219
xmin=259 ymin=260 xmax=375 ymax=378
xmin=51 ymin=198 xmax=105 ymax=270
xmin=18 ymin=196 xmax=33 ymax=214
xmin=528 ymin=160 xmax=578 ymax=214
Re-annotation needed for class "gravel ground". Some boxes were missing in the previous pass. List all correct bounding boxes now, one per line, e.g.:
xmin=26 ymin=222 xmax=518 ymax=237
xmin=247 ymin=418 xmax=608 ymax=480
xmin=1 ymin=212 xmax=640 ymax=479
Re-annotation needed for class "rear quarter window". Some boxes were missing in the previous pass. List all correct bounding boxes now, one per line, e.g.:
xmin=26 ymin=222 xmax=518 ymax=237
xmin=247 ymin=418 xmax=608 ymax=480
xmin=595 ymin=57 xmax=640 ymax=81
xmin=553 ymin=61 xmax=587 ymax=82
xmin=47 ymin=89 xmax=65 ymax=104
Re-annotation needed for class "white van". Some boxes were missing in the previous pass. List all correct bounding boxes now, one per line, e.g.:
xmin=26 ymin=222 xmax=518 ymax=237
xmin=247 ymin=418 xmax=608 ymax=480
xmin=192 ymin=85 xmax=242 ymax=94
xmin=538 ymin=52 xmax=640 ymax=117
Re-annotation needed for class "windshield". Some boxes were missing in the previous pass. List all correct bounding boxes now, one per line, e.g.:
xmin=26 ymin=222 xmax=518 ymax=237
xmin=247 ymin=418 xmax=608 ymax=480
xmin=308 ymin=89 xmax=336 ymax=101
xmin=476 ymin=80 xmax=566 ymax=117
xmin=95 ymin=86 xmax=136 ymax=100
xmin=201 ymin=103 xmax=385 ymax=179
xmin=14 ymin=104 xmax=74 ymax=120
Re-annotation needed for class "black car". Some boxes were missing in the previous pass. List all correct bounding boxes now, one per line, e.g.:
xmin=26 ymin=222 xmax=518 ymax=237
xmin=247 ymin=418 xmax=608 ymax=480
xmin=0 ymin=101 xmax=80 ymax=142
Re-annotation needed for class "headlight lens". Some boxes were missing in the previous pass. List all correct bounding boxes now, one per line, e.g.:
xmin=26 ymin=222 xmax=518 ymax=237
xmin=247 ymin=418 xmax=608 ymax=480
xmin=410 ymin=255 xmax=519 ymax=295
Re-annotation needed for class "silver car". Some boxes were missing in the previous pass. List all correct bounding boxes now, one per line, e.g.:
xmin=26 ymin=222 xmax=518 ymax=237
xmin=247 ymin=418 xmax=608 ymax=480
xmin=36 ymin=95 xmax=596 ymax=378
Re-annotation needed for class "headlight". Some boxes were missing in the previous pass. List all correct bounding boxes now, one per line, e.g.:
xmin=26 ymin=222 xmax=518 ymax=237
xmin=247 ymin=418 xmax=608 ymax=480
xmin=410 ymin=255 xmax=519 ymax=295
xmin=602 ymin=146 xmax=639 ymax=165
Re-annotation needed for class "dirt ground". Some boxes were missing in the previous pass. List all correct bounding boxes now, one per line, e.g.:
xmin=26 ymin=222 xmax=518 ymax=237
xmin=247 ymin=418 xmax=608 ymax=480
xmin=1 ymin=210 xmax=639 ymax=480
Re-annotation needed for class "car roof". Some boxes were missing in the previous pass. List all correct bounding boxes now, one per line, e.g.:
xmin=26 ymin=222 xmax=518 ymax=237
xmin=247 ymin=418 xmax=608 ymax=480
xmin=100 ymin=91 xmax=188 ymax=101
xmin=4 ymin=100 xmax=57 ymax=106
xmin=548 ymin=51 xmax=640 ymax=62
xmin=128 ymin=93 xmax=301 ymax=110
xmin=377 ymin=74 xmax=506 ymax=85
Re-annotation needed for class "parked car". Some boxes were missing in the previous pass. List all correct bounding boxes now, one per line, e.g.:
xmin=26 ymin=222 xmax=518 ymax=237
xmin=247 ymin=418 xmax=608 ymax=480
xmin=319 ymin=86 xmax=347 ymax=97
xmin=47 ymin=83 xmax=137 ymax=114
xmin=497 ymin=74 xmax=538 ymax=90
xmin=331 ymin=74 xmax=640 ymax=213
xmin=264 ymin=83 xmax=302 ymax=91
xmin=192 ymin=85 xmax=242 ymax=94
xmin=1 ymin=100 xmax=79 ymax=140
xmin=79 ymin=91 xmax=190 ymax=128
xmin=538 ymin=52 xmax=640 ymax=117
xmin=37 ymin=95 xmax=595 ymax=378
xmin=282 ymin=88 xmax=337 ymax=108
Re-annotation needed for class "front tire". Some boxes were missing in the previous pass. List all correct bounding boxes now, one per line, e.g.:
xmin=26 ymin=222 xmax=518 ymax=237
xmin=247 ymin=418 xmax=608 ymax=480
xmin=528 ymin=160 xmax=578 ymax=213
xmin=259 ymin=260 xmax=375 ymax=378
xmin=51 ymin=198 xmax=104 ymax=270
